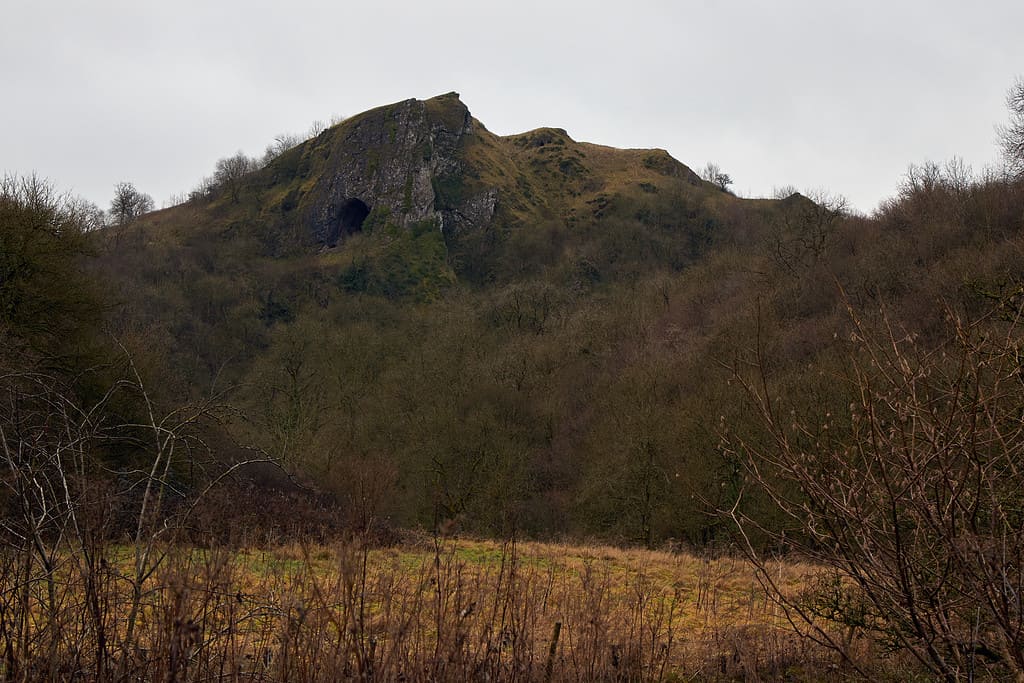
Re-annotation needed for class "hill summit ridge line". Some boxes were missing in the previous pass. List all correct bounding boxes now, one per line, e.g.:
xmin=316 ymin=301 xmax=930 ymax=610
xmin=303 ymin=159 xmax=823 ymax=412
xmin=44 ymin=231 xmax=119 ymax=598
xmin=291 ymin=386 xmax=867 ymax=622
xmin=257 ymin=91 xmax=720 ymax=259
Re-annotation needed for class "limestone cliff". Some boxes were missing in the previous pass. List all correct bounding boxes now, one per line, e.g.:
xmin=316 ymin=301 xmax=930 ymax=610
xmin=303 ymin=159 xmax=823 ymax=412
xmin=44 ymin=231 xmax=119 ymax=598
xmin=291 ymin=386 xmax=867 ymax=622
xmin=293 ymin=92 xmax=496 ymax=246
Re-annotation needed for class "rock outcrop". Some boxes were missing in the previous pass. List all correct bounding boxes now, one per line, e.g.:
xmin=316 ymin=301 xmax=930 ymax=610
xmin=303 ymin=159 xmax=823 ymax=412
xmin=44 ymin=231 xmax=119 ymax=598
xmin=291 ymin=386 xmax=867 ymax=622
xmin=301 ymin=92 xmax=497 ymax=246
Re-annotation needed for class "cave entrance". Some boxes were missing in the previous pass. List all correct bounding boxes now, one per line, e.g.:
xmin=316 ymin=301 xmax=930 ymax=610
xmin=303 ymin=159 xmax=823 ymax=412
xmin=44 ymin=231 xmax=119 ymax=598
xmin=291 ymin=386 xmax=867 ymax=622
xmin=329 ymin=198 xmax=370 ymax=245
xmin=340 ymin=198 xmax=370 ymax=233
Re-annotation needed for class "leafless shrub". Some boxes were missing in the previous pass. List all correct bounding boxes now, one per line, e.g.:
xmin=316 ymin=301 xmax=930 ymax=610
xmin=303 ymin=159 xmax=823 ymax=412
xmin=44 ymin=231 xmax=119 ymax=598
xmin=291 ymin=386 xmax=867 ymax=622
xmin=767 ymin=189 xmax=849 ymax=277
xmin=0 ymin=340 xmax=277 ymax=679
xmin=726 ymin=294 xmax=1024 ymax=680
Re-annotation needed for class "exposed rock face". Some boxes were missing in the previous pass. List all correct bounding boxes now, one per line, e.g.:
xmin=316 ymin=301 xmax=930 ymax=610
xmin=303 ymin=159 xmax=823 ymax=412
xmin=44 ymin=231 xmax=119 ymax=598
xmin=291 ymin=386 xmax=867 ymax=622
xmin=304 ymin=92 xmax=496 ymax=246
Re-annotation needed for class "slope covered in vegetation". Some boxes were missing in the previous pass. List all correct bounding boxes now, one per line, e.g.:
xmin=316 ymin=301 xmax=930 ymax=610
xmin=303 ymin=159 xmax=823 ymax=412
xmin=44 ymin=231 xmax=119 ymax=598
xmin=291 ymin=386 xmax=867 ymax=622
xmin=85 ymin=95 xmax=1024 ymax=547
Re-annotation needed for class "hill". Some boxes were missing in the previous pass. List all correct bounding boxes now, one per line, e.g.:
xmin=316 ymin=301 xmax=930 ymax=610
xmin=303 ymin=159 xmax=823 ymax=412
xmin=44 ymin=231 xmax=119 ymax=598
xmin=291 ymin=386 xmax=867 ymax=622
xmin=122 ymin=92 xmax=769 ymax=285
xmin=88 ymin=93 xmax=1024 ymax=547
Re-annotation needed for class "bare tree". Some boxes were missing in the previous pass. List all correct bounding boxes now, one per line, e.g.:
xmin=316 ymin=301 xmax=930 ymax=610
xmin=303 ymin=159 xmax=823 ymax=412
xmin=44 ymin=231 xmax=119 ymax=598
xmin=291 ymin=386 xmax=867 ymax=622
xmin=108 ymin=182 xmax=154 ymax=226
xmin=262 ymin=132 xmax=303 ymax=166
xmin=771 ymin=184 xmax=800 ymax=200
xmin=307 ymin=119 xmax=327 ymax=138
xmin=700 ymin=162 xmax=733 ymax=192
xmin=213 ymin=152 xmax=257 ymax=203
xmin=187 ymin=175 xmax=217 ymax=203
xmin=725 ymin=296 xmax=1024 ymax=680
xmin=66 ymin=197 xmax=107 ymax=231
xmin=0 ymin=339 xmax=277 ymax=677
xmin=997 ymin=77 xmax=1024 ymax=179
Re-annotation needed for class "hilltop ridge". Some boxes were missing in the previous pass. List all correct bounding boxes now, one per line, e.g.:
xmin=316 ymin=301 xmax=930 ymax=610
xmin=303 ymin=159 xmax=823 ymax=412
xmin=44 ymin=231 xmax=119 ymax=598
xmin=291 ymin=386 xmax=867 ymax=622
xmin=134 ymin=92 xmax=768 ymax=288
xmin=128 ymin=90 xmax=770 ymax=288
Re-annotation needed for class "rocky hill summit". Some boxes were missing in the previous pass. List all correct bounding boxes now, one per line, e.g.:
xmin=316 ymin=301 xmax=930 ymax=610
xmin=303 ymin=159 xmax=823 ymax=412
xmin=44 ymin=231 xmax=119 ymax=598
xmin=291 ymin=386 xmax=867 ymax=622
xmin=283 ymin=92 xmax=496 ymax=246
xmin=132 ymin=92 xmax=786 ymax=292
xmin=249 ymin=92 xmax=738 ymax=265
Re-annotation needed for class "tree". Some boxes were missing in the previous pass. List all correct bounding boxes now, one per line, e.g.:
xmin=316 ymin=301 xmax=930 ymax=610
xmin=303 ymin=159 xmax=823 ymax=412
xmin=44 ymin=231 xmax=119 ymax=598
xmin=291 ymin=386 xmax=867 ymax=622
xmin=108 ymin=182 xmax=154 ymax=226
xmin=771 ymin=185 xmax=800 ymax=200
xmin=261 ymin=132 xmax=303 ymax=166
xmin=0 ymin=174 xmax=100 ymax=360
xmin=307 ymin=119 xmax=327 ymax=138
xmin=726 ymin=299 xmax=1024 ymax=680
xmin=213 ymin=151 xmax=257 ymax=203
xmin=998 ymin=77 xmax=1024 ymax=179
xmin=700 ymin=162 xmax=733 ymax=192
xmin=577 ymin=362 xmax=676 ymax=548
xmin=187 ymin=175 xmax=217 ymax=203
xmin=67 ymin=197 xmax=107 ymax=232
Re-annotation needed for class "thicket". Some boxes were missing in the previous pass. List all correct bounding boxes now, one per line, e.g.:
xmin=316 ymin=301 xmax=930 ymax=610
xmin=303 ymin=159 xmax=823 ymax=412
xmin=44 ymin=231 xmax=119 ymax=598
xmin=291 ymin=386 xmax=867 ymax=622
xmin=721 ymin=153 xmax=1024 ymax=679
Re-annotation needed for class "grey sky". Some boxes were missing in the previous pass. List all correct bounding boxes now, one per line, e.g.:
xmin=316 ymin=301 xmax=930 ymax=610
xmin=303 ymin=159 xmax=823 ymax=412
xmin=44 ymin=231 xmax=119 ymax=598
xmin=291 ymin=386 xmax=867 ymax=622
xmin=2 ymin=1 xmax=1022 ymax=214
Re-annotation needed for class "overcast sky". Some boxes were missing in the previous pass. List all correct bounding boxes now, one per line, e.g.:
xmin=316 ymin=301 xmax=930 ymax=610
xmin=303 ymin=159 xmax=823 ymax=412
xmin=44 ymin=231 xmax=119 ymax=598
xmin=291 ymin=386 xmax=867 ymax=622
xmin=2 ymin=1 xmax=1022 ymax=214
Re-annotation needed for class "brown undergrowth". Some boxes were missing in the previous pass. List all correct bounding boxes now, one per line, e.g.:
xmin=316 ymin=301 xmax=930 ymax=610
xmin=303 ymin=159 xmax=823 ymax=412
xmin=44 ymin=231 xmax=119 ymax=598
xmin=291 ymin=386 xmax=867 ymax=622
xmin=1 ymin=533 xmax=901 ymax=681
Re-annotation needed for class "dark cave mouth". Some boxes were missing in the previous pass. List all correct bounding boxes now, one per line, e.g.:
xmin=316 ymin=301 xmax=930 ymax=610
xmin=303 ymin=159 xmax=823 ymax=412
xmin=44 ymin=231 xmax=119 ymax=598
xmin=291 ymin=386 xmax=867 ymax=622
xmin=328 ymin=198 xmax=371 ymax=245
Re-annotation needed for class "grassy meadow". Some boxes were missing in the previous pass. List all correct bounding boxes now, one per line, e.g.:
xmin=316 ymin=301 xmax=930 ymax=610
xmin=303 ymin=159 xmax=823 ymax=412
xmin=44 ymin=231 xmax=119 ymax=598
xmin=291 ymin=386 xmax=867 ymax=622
xmin=0 ymin=533 xmax=884 ymax=682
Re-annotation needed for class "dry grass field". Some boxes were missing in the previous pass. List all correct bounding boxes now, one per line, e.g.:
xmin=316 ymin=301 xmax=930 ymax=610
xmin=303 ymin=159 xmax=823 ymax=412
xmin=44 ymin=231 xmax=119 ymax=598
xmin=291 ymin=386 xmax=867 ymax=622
xmin=0 ymin=532 xmax=902 ymax=682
